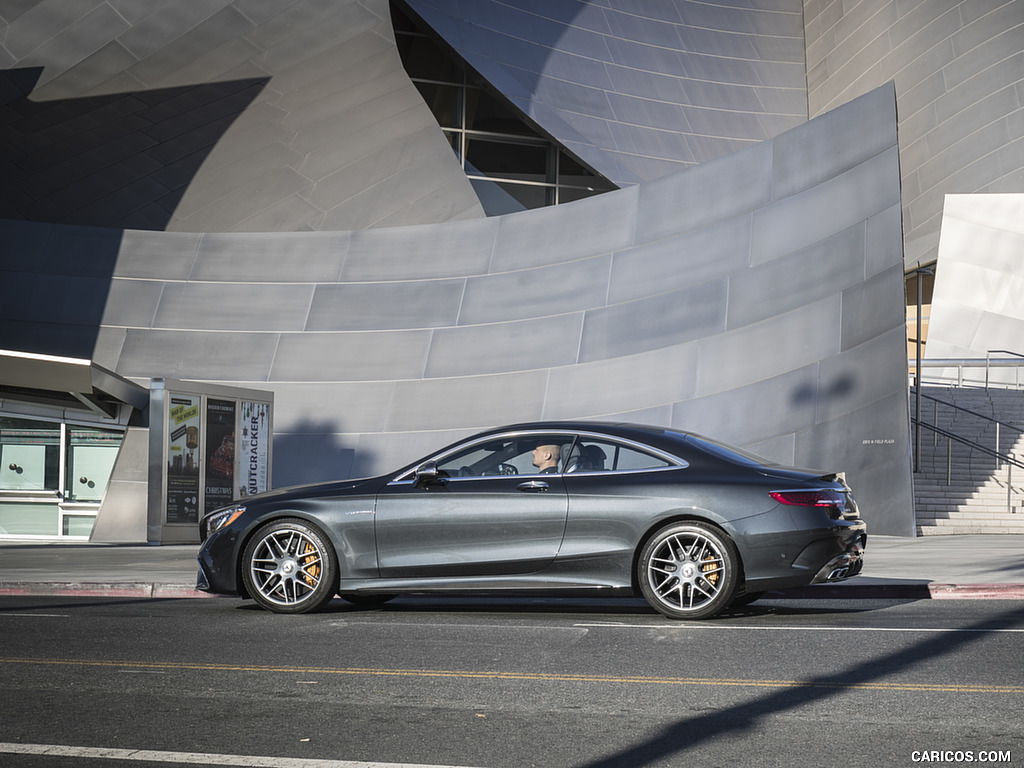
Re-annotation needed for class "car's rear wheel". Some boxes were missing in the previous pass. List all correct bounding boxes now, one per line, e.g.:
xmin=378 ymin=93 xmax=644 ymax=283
xmin=242 ymin=518 xmax=338 ymax=613
xmin=638 ymin=521 xmax=739 ymax=620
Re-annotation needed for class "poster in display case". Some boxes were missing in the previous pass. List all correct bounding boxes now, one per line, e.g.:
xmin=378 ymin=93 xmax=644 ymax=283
xmin=166 ymin=394 xmax=200 ymax=524
xmin=204 ymin=399 xmax=236 ymax=516
xmin=240 ymin=401 xmax=269 ymax=498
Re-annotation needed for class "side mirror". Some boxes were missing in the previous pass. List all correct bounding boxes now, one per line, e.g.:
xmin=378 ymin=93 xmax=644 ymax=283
xmin=414 ymin=460 xmax=440 ymax=486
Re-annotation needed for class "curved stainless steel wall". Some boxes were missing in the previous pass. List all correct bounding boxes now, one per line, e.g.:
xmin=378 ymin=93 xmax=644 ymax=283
xmin=401 ymin=0 xmax=809 ymax=186
xmin=926 ymin=194 xmax=1024 ymax=378
xmin=0 ymin=85 xmax=914 ymax=535
xmin=805 ymin=0 xmax=1024 ymax=269
xmin=0 ymin=0 xmax=483 ymax=231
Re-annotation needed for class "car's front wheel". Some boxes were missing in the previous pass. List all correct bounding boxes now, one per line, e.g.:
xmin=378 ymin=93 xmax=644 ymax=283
xmin=242 ymin=518 xmax=338 ymax=613
xmin=638 ymin=521 xmax=739 ymax=620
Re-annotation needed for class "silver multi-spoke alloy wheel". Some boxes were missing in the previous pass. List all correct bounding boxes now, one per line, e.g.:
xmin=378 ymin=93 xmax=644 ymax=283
xmin=638 ymin=521 xmax=739 ymax=620
xmin=242 ymin=519 xmax=338 ymax=613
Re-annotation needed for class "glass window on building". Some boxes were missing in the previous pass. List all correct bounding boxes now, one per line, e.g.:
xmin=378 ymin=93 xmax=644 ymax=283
xmin=65 ymin=427 xmax=121 ymax=503
xmin=392 ymin=1 xmax=617 ymax=215
xmin=0 ymin=415 xmax=123 ymax=539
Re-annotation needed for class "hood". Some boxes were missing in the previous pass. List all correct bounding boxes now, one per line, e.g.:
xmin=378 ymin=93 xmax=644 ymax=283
xmin=243 ymin=475 xmax=385 ymax=505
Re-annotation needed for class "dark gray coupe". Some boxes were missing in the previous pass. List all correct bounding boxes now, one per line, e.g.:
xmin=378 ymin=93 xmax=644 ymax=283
xmin=197 ymin=422 xmax=866 ymax=619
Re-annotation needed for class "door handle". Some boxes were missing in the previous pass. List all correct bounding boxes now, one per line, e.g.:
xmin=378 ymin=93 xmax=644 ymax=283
xmin=517 ymin=481 xmax=549 ymax=493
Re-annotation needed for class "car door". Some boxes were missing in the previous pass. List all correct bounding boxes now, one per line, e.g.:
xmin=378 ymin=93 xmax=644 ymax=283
xmin=556 ymin=435 xmax=686 ymax=560
xmin=373 ymin=433 xmax=572 ymax=578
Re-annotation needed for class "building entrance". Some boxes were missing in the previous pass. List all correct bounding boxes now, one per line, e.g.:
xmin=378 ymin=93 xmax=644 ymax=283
xmin=0 ymin=414 xmax=123 ymax=539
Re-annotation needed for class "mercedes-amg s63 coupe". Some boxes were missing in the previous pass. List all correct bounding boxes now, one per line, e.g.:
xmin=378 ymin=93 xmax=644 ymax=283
xmin=197 ymin=422 xmax=866 ymax=620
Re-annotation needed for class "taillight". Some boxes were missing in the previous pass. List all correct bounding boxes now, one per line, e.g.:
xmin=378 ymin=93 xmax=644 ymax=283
xmin=770 ymin=489 xmax=845 ymax=519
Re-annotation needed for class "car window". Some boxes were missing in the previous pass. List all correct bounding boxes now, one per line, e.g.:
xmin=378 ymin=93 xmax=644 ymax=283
xmin=566 ymin=438 xmax=674 ymax=473
xmin=435 ymin=435 xmax=573 ymax=477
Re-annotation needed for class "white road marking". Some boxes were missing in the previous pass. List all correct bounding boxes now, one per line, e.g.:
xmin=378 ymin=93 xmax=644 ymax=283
xmin=0 ymin=743 xmax=483 ymax=768
xmin=573 ymin=622 xmax=1024 ymax=632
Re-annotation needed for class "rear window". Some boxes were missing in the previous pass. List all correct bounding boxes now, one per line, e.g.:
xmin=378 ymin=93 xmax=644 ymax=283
xmin=676 ymin=432 xmax=773 ymax=468
xmin=569 ymin=438 xmax=675 ymax=473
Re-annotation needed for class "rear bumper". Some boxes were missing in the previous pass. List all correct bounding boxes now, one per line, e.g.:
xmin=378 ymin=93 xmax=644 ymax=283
xmin=811 ymin=534 xmax=866 ymax=583
xmin=741 ymin=518 xmax=867 ymax=592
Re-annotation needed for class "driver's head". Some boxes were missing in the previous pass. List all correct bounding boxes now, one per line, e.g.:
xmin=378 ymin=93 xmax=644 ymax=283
xmin=532 ymin=443 xmax=560 ymax=471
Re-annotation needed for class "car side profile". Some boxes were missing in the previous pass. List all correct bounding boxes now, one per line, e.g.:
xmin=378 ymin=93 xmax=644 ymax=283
xmin=197 ymin=422 xmax=866 ymax=620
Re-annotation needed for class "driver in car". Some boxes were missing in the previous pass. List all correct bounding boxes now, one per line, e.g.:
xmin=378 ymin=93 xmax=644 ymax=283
xmin=532 ymin=443 xmax=561 ymax=473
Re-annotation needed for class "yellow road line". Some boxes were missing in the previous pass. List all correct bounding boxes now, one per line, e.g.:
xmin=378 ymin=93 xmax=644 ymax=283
xmin=2 ymin=656 xmax=1021 ymax=694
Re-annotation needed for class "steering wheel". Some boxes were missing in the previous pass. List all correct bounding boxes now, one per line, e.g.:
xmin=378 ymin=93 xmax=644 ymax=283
xmin=497 ymin=463 xmax=518 ymax=475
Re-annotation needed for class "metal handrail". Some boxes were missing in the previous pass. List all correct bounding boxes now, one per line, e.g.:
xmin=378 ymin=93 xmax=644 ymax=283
xmin=911 ymin=418 xmax=1023 ymax=515
xmin=911 ymin=387 xmax=1023 ymax=453
xmin=987 ymin=350 xmax=1024 ymax=389
xmin=908 ymin=352 xmax=1024 ymax=471
xmin=910 ymin=352 xmax=1024 ymax=389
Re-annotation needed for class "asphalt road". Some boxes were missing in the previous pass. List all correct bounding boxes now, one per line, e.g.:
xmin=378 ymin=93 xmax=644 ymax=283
xmin=1 ymin=595 xmax=1022 ymax=768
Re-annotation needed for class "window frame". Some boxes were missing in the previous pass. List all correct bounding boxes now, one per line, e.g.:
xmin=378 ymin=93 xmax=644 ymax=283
xmin=390 ymin=429 xmax=686 ymax=485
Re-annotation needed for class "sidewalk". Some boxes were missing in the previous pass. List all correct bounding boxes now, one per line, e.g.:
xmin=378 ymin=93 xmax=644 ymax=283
xmin=0 ymin=535 xmax=1022 ymax=600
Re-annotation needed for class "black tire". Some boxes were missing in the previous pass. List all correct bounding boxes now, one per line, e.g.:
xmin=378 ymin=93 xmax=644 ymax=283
xmin=638 ymin=521 xmax=739 ymax=620
xmin=338 ymin=593 xmax=397 ymax=607
xmin=242 ymin=518 xmax=338 ymax=613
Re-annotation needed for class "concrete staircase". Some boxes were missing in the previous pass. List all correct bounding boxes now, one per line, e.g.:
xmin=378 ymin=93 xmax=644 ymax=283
xmin=913 ymin=385 xmax=1024 ymax=534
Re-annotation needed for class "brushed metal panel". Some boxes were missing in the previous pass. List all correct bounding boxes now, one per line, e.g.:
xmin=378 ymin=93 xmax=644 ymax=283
xmin=386 ymin=371 xmax=550 ymax=431
xmin=115 ymin=230 xmax=201 ymax=280
xmin=425 ymin=314 xmax=583 ymax=377
xmin=117 ymin=329 xmax=278 ymax=380
xmin=308 ymin=281 xmax=464 ymax=331
xmin=671 ymin=367 xmax=819 ymax=448
xmin=404 ymin=0 xmax=804 ymax=185
xmin=728 ymin=224 xmax=866 ymax=331
xmin=607 ymin=218 xmax=749 ymax=305
xmin=805 ymin=0 xmax=1024 ymax=268
xmin=818 ymin=326 xmax=910 ymax=424
xmin=750 ymin=147 xmax=901 ymax=267
xmin=490 ymin=190 xmax=637 ymax=271
xmin=543 ymin=344 xmax=700 ymax=419
xmin=926 ymin=194 xmax=1024 ymax=377
xmin=635 ymin=141 xmax=772 ymax=242
xmin=189 ymin=231 xmax=349 ymax=282
xmin=841 ymin=266 xmax=908 ymax=353
xmin=342 ymin=218 xmax=498 ymax=281
xmin=772 ymin=83 xmax=897 ymax=200
xmin=696 ymin=298 xmax=842 ymax=398
xmin=101 ymin=279 xmax=163 ymax=328
xmin=270 ymin=331 xmax=432 ymax=382
xmin=459 ymin=256 xmax=611 ymax=325
xmin=0 ymin=0 xmax=482 ymax=231
xmin=153 ymin=282 xmax=314 ymax=331
xmin=270 ymin=382 xmax=394 ymax=433
xmin=579 ymin=280 xmax=729 ymax=362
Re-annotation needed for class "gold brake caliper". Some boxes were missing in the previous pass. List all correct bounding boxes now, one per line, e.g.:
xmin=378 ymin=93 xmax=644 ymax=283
xmin=301 ymin=541 xmax=320 ymax=587
xmin=701 ymin=553 xmax=720 ymax=585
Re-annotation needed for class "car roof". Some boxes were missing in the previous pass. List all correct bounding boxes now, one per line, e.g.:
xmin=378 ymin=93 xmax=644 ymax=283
xmin=453 ymin=421 xmax=691 ymax=454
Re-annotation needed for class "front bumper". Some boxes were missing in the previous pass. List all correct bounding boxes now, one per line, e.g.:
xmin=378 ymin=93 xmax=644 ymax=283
xmin=196 ymin=526 xmax=245 ymax=595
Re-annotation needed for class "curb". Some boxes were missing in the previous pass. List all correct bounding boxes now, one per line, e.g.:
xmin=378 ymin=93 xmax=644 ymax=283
xmin=0 ymin=583 xmax=218 ymax=599
xmin=768 ymin=583 xmax=1024 ymax=600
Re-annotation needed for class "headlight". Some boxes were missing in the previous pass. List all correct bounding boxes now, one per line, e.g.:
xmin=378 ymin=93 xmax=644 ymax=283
xmin=202 ymin=506 xmax=246 ymax=540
